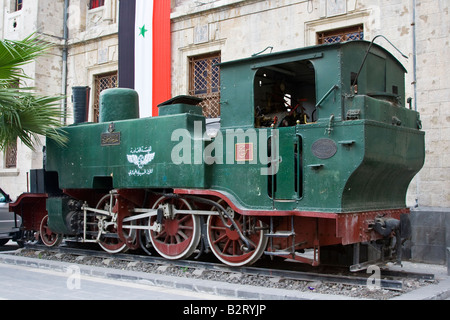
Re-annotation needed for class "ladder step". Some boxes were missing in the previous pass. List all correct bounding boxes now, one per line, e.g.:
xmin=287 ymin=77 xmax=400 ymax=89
xmin=266 ymin=231 xmax=295 ymax=238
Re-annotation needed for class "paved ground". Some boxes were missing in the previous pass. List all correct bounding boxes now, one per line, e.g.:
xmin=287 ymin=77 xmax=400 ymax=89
xmin=0 ymin=241 xmax=449 ymax=301
xmin=0 ymin=262 xmax=227 ymax=300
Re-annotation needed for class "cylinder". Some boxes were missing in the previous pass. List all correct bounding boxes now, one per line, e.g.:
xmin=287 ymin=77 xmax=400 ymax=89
xmin=99 ymin=88 xmax=140 ymax=123
xmin=72 ymin=86 xmax=90 ymax=124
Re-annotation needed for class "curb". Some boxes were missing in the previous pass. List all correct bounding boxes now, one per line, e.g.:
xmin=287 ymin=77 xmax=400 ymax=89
xmin=390 ymin=277 xmax=450 ymax=300
xmin=0 ymin=253 xmax=359 ymax=300
xmin=1 ymin=253 xmax=448 ymax=300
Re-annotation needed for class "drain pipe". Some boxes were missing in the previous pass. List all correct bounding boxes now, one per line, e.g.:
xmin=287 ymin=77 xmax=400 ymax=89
xmin=62 ymin=0 xmax=69 ymax=125
xmin=412 ymin=0 xmax=421 ymax=208
xmin=412 ymin=0 xmax=417 ymax=112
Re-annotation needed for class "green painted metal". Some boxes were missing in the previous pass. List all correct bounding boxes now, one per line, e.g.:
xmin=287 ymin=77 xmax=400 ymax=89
xmin=210 ymin=40 xmax=424 ymax=213
xmin=47 ymin=197 xmax=72 ymax=234
xmin=46 ymin=113 xmax=206 ymax=190
xmin=273 ymin=127 xmax=298 ymax=200
xmin=158 ymin=103 xmax=203 ymax=116
xmin=342 ymin=121 xmax=425 ymax=211
xmin=99 ymin=88 xmax=139 ymax=123
xmin=46 ymin=40 xmax=425 ymax=215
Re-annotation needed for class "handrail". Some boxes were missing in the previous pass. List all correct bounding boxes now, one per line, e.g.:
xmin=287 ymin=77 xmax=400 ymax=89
xmin=352 ymin=35 xmax=408 ymax=88
xmin=315 ymin=84 xmax=339 ymax=108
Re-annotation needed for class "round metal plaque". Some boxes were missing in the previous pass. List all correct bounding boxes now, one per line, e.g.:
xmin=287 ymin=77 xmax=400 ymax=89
xmin=311 ymin=139 xmax=337 ymax=159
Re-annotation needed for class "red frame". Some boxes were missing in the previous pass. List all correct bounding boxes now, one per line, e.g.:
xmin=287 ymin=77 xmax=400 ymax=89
xmin=12 ymin=188 xmax=408 ymax=267
xmin=9 ymin=193 xmax=48 ymax=232
xmin=174 ymin=188 xmax=409 ymax=257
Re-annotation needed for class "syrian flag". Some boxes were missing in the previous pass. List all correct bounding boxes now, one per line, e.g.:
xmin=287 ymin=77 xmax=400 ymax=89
xmin=118 ymin=0 xmax=171 ymax=118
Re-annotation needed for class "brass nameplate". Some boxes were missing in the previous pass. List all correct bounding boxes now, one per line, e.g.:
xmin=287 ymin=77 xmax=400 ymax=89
xmin=101 ymin=132 xmax=121 ymax=146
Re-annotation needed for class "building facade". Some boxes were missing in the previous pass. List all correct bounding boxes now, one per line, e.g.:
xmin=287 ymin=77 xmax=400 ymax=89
xmin=0 ymin=0 xmax=119 ymax=197
xmin=0 ymin=0 xmax=448 ymax=262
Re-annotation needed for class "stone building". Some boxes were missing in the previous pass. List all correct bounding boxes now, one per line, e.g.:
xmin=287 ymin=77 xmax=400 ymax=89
xmin=0 ymin=0 xmax=448 ymax=263
xmin=0 ymin=0 xmax=119 ymax=197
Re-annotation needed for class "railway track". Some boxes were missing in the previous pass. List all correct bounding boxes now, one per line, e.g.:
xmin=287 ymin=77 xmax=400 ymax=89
xmin=18 ymin=242 xmax=435 ymax=295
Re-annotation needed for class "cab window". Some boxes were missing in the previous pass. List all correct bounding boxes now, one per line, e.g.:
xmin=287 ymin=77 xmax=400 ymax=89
xmin=254 ymin=60 xmax=316 ymax=128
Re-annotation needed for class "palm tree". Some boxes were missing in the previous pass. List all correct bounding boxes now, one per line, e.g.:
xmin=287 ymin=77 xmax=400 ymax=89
xmin=0 ymin=34 xmax=66 ymax=151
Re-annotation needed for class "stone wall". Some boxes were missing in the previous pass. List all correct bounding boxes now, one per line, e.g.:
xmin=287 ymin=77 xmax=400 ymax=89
xmin=0 ymin=0 xmax=119 ymax=199
xmin=408 ymin=208 xmax=450 ymax=264
xmin=65 ymin=0 xmax=119 ymax=123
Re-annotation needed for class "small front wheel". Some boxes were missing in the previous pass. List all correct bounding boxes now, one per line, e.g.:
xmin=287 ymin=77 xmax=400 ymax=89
xmin=39 ymin=215 xmax=62 ymax=247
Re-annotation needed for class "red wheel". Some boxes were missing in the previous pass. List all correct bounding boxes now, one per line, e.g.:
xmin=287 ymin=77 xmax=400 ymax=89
xmin=39 ymin=215 xmax=62 ymax=247
xmin=96 ymin=194 xmax=128 ymax=254
xmin=207 ymin=210 xmax=267 ymax=266
xmin=149 ymin=197 xmax=201 ymax=260
xmin=117 ymin=199 xmax=140 ymax=251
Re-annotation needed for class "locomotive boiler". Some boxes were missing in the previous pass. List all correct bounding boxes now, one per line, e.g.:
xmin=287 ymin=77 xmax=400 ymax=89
xmin=11 ymin=40 xmax=425 ymax=269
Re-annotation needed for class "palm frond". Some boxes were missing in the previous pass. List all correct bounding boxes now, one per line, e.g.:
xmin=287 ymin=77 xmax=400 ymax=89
xmin=0 ymin=34 xmax=66 ymax=150
xmin=0 ymin=87 xmax=67 ymax=151
xmin=0 ymin=34 xmax=52 ymax=82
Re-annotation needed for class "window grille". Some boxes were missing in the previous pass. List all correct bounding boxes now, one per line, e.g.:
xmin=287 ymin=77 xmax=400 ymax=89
xmin=93 ymin=72 xmax=118 ymax=122
xmin=189 ymin=52 xmax=221 ymax=118
xmin=5 ymin=142 xmax=17 ymax=169
xmin=14 ymin=0 xmax=22 ymax=11
xmin=317 ymin=25 xmax=364 ymax=44
xmin=89 ymin=0 xmax=105 ymax=10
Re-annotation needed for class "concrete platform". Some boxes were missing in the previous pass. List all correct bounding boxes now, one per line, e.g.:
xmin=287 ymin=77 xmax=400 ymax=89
xmin=386 ymin=261 xmax=450 ymax=300
xmin=0 ymin=248 xmax=448 ymax=300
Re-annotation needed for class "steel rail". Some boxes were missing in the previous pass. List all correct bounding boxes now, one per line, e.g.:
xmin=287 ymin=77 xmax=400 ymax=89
xmin=20 ymin=243 xmax=434 ymax=291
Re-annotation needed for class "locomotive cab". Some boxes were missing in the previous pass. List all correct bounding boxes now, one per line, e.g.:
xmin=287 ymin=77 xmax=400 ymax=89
xmin=220 ymin=40 xmax=409 ymax=129
xmin=216 ymin=40 xmax=423 ymax=212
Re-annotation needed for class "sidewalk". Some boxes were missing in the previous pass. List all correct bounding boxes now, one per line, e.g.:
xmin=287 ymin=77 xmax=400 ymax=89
xmin=0 ymin=249 xmax=448 ymax=300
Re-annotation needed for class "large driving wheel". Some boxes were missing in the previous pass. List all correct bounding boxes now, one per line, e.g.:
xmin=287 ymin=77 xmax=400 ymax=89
xmin=149 ymin=196 xmax=201 ymax=260
xmin=207 ymin=208 xmax=267 ymax=267
xmin=96 ymin=194 xmax=128 ymax=254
